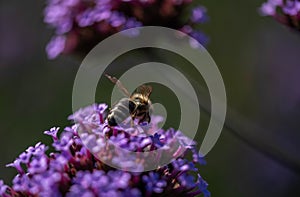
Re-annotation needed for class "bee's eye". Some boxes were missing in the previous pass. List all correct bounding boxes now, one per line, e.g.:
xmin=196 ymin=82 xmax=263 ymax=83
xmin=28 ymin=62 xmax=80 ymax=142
xmin=128 ymin=101 xmax=136 ymax=112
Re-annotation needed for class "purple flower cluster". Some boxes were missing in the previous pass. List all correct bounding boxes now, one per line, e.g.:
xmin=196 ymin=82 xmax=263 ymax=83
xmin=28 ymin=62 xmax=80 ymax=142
xmin=44 ymin=0 xmax=208 ymax=59
xmin=0 ymin=103 xmax=210 ymax=197
xmin=260 ymin=0 xmax=300 ymax=31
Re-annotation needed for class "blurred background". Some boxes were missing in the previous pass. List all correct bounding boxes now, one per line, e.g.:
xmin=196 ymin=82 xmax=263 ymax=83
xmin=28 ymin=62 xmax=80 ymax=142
xmin=1 ymin=0 xmax=300 ymax=196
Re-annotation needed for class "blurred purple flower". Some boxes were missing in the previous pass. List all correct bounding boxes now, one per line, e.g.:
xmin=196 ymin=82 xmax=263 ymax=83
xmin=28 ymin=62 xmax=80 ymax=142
xmin=191 ymin=6 xmax=208 ymax=23
xmin=142 ymin=172 xmax=167 ymax=194
xmin=45 ymin=35 xmax=66 ymax=59
xmin=43 ymin=0 xmax=209 ymax=59
xmin=0 ymin=180 xmax=8 ymax=197
xmin=260 ymin=0 xmax=300 ymax=31
xmin=0 ymin=103 xmax=209 ymax=197
xmin=196 ymin=175 xmax=210 ymax=197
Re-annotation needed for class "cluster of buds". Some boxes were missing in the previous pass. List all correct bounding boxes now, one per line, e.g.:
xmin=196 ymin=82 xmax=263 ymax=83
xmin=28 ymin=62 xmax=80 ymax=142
xmin=44 ymin=0 xmax=208 ymax=59
xmin=0 ymin=103 xmax=210 ymax=197
xmin=260 ymin=0 xmax=300 ymax=31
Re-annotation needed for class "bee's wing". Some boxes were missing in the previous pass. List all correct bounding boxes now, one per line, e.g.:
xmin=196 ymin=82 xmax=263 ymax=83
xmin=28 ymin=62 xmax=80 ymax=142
xmin=105 ymin=74 xmax=131 ymax=97
xmin=133 ymin=85 xmax=152 ymax=97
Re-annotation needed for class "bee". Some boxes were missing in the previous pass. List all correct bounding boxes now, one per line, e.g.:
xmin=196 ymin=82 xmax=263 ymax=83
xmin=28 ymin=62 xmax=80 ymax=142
xmin=105 ymin=74 xmax=153 ymax=127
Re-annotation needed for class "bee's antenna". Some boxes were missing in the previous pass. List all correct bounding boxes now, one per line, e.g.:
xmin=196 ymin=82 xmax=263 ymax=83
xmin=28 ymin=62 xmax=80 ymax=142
xmin=105 ymin=74 xmax=116 ymax=83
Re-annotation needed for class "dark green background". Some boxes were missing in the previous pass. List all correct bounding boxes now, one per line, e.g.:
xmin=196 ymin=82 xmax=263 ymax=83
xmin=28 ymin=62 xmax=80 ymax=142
xmin=1 ymin=0 xmax=300 ymax=196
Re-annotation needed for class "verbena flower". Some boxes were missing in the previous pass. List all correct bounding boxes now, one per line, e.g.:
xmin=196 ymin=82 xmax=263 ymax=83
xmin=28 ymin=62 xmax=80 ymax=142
xmin=43 ymin=0 xmax=209 ymax=59
xmin=0 ymin=103 xmax=210 ymax=197
xmin=260 ymin=0 xmax=300 ymax=31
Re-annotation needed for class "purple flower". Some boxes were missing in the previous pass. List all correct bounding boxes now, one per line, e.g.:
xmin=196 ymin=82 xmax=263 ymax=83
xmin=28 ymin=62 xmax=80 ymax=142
xmin=46 ymin=35 xmax=66 ymax=59
xmin=283 ymin=0 xmax=300 ymax=15
xmin=52 ymin=132 xmax=73 ymax=153
xmin=191 ymin=149 xmax=207 ymax=165
xmin=93 ymin=5 xmax=111 ymax=22
xmin=260 ymin=2 xmax=277 ymax=16
xmin=49 ymin=154 xmax=68 ymax=172
xmin=12 ymin=174 xmax=33 ymax=193
xmin=44 ymin=126 xmax=60 ymax=141
xmin=0 ymin=180 xmax=8 ymax=196
xmin=43 ymin=0 xmax=209 ymax=59
xmin=121 ymin=18 xmax=143 ymax=37
xmin=95 ymin=103 xmax=108 ymax=114
xmin=108 ymin=11 xmax=126 ymax=27
xmin=260 ymin=0 xmax=300 ymax=31
xmin=26 ymin=142 xmax=48 ymax=157
xmin=0 ymin=103 xmax=209 ymax=197
xmin=28 ymin=155 xmax=48 ymax=174
xmin=107 ymin=171 xmax=131 ymax=189
xmin=191 ymin=6 xmax=208 ymax=23
xmin=189 ymin=30 xmax=209 ymax=48
xmin=68 ymin=170 xmax=136 ymax=196
xmin=76 ymin=8 xmax=96 ymax=27
xmin=196 ymin=175 xmax=210 ymax=197
xmin=150 ymin=133 xmax=164 ymax=148
xmin=6 ymin=159 xmax=24 ymax=175
xmin=142 ymin=172 xmax=167 ymax=193
xmin=172 ymin=158 xmax=198 ymax=173
xmin=81 ymin=133 xmax=105 ymax=153
xmin=18 ymin=151 xmax=31 ymax=164
xmin=177 ymin=173 xmax=197 ymax=189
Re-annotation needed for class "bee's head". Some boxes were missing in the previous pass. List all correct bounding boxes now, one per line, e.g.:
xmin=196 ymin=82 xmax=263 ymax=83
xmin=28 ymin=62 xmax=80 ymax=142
xmin=128 ymin=100 xmax=149 ymax=114
xmin=132 ymin=94 xmax=150 ymax=103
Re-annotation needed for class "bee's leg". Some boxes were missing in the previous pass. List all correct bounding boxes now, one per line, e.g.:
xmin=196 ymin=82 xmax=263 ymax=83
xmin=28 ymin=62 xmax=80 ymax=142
xmin=140 ymin=113 xmax=151 ymax=125
xmin=138 ymin=113 xmax=147 ymax=125
xmin=146 ymin=113 xmax=151 ymax=124
xmin=130 ymin=117 xmax=135 ymax=127
xmin=130 ymin=112 xmax=136 ymax=127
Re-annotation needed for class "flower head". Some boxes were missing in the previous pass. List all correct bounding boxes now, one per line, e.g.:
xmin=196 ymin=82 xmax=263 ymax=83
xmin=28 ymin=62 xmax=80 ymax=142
xmin=0 ymin=103 xmax=209 ymax=197
xmin=43 ymin=0 xmax=209 ymax=59
xmin=260 ymin=0 xmax=300 ymax=31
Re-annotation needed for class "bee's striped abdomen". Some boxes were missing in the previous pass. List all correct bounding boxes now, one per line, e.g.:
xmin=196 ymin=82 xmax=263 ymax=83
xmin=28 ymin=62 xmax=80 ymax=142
xmin=107 ymin=98 xmax=132 ymax=126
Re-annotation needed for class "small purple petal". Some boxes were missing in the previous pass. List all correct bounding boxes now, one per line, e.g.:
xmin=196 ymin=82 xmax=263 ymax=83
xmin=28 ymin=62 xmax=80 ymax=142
xmin=108 ymin=11 xmax=126 ymax=27
xmin=76 ymin=9 xmax=95 ymax=27
xmin=197 ymin=174 xmax=210 ymax=197
xmin=189 ymin=30 xmax=209 ymax=48
xmin=95 ymin=103 xmax=108 ymax=114
xmin=260 ymin=2 xmax=277 ymax=16
xmin=28 ymin=156 xmax=48 ymax=174
xmin=6 ymin=159 xmax=24 ymax=174
xmin=0 ymin=180 xmax=8 ymax=196
xmin=52 ymin=133 xmax=73 ymax=153
xmin=46 ymin=36 xmax=66 ymax=59
xmin=18 ymin=151 xmax=31 ymax=164
xmin=191 ymin=6 xmax=207 ymax=23
xmin=33 ymin=142 xmax=48 ymax=156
